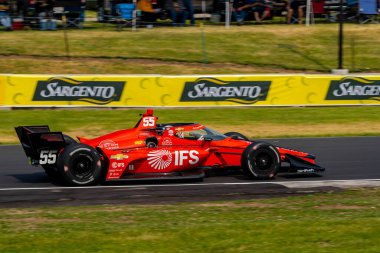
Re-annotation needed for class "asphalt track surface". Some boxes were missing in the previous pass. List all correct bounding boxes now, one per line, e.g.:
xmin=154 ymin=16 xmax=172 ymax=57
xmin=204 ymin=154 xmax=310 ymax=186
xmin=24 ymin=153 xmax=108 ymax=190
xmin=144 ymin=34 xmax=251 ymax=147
xmin=0 ymin=137 xmax=379 ymax=207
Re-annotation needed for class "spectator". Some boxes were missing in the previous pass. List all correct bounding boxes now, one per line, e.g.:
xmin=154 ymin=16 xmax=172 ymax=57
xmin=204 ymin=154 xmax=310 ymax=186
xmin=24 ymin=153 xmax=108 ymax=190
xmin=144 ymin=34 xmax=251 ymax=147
xmin=0 ymin=0 xmax=12 ymax=30
xmin=252 ymin=0 xmax=272 ymax=23
xmin=235 ymin=0 xmax=272 ymax=24
xmin=287 ymin=0 xmax=306 ymax=24
xmin=80 ymin=0 xmax=86 ymax=23
xmin=17 ymin=0 xmax=29 ymax=17
xmin=35 ymin=0 xmax=56 ymax=30
xmin=97 ymin=0 xmax=104 ymax=22
xmin=24 ymin=0 xmax=37 ymax=28
xmin=182 ymin=0 xmax=194 ymax=25
xmin=232 ymin=0 xmax=247 ymax=25
xmin=137 ymin=0 xmax=162 ymax=26
xmin=165 ymin=0 xmax=187 ymax=26
xmin=35 ymin=0 xmax=52 ymax=19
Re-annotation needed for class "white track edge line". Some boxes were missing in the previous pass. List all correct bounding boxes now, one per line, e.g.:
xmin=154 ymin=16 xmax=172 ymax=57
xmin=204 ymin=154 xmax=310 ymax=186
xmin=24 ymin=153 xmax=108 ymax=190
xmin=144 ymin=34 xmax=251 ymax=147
xmin=0 ymin=179 xmax=380 ymax=191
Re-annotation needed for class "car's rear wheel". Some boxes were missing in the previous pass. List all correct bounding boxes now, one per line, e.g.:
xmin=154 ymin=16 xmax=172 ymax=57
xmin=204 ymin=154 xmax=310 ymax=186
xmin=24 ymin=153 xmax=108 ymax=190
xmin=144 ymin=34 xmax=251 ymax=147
xmin=57 ymin=143 xmax=103 ymax=186
xmin=42 ymin=134 xmax=77 ymax=181
xmin=241 ymin=142 xmax=280 ymax=179
xmin=224 ymin=132 xmax=249 ymax=141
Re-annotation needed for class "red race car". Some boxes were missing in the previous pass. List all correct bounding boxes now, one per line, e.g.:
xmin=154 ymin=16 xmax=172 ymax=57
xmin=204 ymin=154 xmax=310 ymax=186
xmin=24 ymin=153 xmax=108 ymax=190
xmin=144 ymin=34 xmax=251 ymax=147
xmin=16 ymin=109 xmax=324 ymax=186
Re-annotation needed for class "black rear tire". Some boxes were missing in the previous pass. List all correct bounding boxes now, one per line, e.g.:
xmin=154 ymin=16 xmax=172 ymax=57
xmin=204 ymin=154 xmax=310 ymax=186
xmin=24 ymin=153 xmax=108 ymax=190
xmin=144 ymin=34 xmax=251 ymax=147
xmin=241 ymin=142 xmax=280 ymax=179
xmin=224 ymin=132 xmax=249 ymax=141
xmin=57 ymin=143 xmax=103 ymax=186
xmin=42 ymin=134 xmax=77 ymax=181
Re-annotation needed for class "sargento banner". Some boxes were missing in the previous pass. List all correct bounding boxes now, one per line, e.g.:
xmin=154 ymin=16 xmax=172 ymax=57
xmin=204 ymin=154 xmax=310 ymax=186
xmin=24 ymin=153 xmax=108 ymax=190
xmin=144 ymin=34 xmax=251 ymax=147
xmin=1 ymin=74 xmax=380 ymax=107
xmin=180 ymin=78 xmax=271 ymax=104
xmin=33 ymin=77 xmax=125 ymax=105
xmin=325 ymin=77 xmax=380 ymax=101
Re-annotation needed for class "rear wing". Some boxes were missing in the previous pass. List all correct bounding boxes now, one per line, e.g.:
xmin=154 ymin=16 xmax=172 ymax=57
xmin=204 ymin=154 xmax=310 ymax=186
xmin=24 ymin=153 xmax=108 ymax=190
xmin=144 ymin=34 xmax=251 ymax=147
xmin=15 ymin=126 xmax=66 ymax=166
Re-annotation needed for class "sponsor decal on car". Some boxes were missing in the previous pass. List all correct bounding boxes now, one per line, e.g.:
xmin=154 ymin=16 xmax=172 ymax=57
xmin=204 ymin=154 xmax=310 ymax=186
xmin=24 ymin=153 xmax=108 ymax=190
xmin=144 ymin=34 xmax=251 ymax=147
xmin=325 ymin=77 xmax=380 ymax=101
xmin=162 ymin=138 xmax=172 ymax=146
xmin=99 ymin=139 xmax=119 ymax=150
xmin=297 ymin=169 xmax=315 ymax=173
xmin=110 ymin=154 xmax=129 ymax=160
xmin=32 ymin=77 xmax=125 ymax=105
xmin=192 ymin=125 xmax=203 ymax=130
xmin=134 ymin=140 xmax=144 ymax=145
xmin=147 ymin=149 xmax=173 ymax=170
xmin=174 ymin=150 xmax=199 ymax=166
xmin=147 ymin=149 xmax=200 ymax=170
xmin=111 ymin=162 xmax=126 ymax=169
xmin=180 ymin=78 xmax=271 ymax=104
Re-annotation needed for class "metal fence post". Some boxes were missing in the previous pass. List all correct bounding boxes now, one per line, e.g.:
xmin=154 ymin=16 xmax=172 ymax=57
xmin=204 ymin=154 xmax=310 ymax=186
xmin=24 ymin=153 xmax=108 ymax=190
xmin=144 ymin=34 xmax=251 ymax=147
xmin=225 ymin=0 xmax=230 ymax=28
xmin=62 ymin=13 xmax=71 ymax=59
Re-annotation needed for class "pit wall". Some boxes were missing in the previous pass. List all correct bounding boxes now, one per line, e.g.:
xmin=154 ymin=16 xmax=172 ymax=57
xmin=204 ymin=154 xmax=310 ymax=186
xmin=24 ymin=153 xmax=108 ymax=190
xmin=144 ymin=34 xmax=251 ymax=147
xmin=0 ymin=74 xmax=379 ymax=107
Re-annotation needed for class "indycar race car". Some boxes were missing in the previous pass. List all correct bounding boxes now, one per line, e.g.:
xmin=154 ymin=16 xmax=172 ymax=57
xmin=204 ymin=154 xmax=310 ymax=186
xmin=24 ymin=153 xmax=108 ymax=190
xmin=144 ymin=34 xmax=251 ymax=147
xmin=15 ymin=109 xmax=325 ymax=186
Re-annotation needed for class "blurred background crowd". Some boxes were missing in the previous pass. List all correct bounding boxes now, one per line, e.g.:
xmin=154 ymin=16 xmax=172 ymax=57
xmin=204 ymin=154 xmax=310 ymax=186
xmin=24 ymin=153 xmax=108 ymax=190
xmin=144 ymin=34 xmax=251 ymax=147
xmin=0 ymin=0 xmax=379 ymax=30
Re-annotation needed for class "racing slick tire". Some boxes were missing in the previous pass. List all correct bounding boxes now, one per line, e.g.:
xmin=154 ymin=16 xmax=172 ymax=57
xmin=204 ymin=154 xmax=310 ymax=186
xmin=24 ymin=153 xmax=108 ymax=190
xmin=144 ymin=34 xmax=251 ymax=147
xmin=224 ymin=132 xmax=249 ymax=141
xmin=241 ymin=142 xmax=281 ymax=180
xmin=42 ymin=134 xmax=78 ymax=182
xmin=57 ymin=143 xmax=103 ymax=186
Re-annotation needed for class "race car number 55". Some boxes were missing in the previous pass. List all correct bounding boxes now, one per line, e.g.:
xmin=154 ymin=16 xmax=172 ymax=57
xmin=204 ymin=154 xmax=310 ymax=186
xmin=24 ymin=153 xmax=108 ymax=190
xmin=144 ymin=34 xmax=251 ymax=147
xmin=39 ymin=150 xmax=57 ymax=165
xmin=143 ymin=117 xmax=155 ymax=127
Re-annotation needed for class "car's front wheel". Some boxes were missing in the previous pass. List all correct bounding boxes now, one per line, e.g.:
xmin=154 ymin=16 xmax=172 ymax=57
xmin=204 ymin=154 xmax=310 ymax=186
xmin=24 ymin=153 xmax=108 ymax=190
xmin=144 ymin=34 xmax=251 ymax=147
xmin=241 ymin=142 xmax=280 ymax=179
xmin=57 ymin=143 xmax=103 ymax=186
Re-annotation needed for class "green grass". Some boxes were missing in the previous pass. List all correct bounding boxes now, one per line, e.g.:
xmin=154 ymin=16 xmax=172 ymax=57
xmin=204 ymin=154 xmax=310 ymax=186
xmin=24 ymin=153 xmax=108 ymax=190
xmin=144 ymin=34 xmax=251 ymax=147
xmin=0 ymin=24 xmax=379 ymax=73
xmin=2 ymin=107 xmax=380 ymax=143
xmin=1 ymin=187 xmax=380 ymax=253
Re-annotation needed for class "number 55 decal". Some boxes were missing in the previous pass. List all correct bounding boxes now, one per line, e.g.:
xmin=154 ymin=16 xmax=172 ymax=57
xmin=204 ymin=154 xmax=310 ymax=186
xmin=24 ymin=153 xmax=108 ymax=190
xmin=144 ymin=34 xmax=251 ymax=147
xmin=40 ymin=150 xmax=57 ymax=165
xmin=142 ymin=117 xmax=155 ymax=127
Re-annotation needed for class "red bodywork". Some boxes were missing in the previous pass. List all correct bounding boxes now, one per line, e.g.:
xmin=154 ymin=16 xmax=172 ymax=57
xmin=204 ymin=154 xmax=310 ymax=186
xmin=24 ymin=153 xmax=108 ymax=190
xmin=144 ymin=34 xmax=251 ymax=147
xmin=76 ymin=109 xmax=317 ymax=181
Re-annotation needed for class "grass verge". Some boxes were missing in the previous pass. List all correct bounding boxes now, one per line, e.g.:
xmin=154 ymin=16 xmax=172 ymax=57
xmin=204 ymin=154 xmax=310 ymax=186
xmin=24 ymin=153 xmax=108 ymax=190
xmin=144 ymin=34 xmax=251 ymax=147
xmin=0 ymin=24 xmax=379 ymax=73
xmin=1 ymin=187 xmax=379 ymax=253
xmin=2 ymin=107 xmax=380 ymax=143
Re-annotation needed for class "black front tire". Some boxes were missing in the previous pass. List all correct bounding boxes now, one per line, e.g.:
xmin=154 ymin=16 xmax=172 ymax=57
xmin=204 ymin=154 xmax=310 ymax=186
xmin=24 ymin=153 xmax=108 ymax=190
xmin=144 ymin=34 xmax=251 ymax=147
xmin=57 ymin=143 xmax=103 ymax=186
xmin=224 ymin=132 xmax=249 ymax=141
xmin=241 ymin=142 xmax=281 ymax=179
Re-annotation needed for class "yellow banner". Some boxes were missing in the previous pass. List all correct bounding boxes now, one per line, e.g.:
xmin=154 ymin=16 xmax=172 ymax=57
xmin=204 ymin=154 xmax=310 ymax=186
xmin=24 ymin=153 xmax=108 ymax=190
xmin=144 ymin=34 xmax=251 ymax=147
xmin=1 ymin=74 xmax=380 ymax=106
xmin=0 ymin=76 xmax=5 ymax=106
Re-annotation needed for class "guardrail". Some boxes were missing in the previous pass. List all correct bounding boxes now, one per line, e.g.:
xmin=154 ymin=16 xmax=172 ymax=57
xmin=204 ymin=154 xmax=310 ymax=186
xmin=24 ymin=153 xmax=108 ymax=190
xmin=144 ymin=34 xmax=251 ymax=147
xmin=1 ymin=74 xmax=379 ymax=107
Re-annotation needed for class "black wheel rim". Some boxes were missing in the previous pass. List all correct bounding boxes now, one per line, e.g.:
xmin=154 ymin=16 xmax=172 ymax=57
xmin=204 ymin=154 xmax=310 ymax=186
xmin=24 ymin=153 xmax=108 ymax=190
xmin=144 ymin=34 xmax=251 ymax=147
xmin=71 ymin=154 xmax=95 ymax=180
xmin=254 ymin=152 xmax=273 ymax=171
